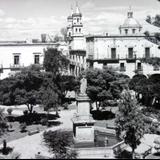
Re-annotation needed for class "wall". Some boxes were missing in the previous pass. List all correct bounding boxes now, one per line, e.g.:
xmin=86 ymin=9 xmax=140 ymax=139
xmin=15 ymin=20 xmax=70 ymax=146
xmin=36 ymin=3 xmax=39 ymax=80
xmin=91 ymin=36 xmax=159 ymax=59
xmin=0 ymin=43 xmax=68 ymax=79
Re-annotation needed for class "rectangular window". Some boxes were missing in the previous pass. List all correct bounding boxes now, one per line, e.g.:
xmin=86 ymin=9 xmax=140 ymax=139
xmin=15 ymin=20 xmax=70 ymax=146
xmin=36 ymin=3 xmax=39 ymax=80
xmin=120 ymin=63 xmax=124 ymax=68
xmin=128 ymin=48 xmax=133 ymax=59
xmin=111 ymin=48 xmax=116 ymax=59
xmin=137 ymin=62 xmax=142 ymax=70
xmin=120 ymin=63 xmax=125 ymax=71
xmin=125 ymin=29 xmax=128 ymax=35
xmin=14 ymin=55 xmax=19 ymax=65
xmin=145 ymin=47 xmax=150 ymax=58
xmin=132 ymin=29 xmax=136 ymax=34
xmin=34 ymin=55 xmax=40 ymax=64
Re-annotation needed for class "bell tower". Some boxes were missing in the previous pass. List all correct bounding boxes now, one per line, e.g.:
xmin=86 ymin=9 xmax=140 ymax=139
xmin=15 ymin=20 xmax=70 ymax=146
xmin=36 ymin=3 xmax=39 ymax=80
xmin=67 ymin=2 xmax=85 ymax=50
xmin=67 ymin=2 xmax=86 ymax=77
xmin=67 ymin=6 xmax=74 ymax=39
xmin=72 ymin=2 xmax=83 ymax=38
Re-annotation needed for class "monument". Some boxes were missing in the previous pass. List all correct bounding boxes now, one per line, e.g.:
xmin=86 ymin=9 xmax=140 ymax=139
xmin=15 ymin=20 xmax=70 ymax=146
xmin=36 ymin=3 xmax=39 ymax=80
xmin=72 ymin=75 xmax=95 ymax=143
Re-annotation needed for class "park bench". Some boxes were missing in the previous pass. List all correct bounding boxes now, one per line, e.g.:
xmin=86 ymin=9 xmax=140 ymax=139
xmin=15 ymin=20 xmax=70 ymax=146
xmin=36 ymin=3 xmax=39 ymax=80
xmin=28 ymin=128 xmax=40 ymax=136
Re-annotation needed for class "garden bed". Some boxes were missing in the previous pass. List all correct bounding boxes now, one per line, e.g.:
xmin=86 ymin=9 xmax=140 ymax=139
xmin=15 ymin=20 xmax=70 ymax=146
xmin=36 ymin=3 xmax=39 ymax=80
xmin=0 ymin=122 xmax=47 ymax=145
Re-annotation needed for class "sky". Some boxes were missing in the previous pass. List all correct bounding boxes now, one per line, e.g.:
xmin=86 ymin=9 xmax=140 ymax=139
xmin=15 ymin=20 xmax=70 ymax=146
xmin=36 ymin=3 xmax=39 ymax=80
xmin=0 ymin=0 xmax=159 ymax=40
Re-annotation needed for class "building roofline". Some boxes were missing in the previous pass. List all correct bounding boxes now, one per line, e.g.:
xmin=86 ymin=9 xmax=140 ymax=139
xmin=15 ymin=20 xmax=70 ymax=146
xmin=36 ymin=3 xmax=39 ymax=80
xmin=0 ymin=42 xmax=62 ymax=47
xmin=86 ymin=35 xmax=156 ymax=39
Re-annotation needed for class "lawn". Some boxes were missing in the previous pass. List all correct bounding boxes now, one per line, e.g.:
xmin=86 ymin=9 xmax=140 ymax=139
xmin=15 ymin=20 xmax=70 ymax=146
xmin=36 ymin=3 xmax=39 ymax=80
xmin=0 ymin=122 xmax=47 ymax=145
xmin=0 ymin=104 xmax=63 ymax=145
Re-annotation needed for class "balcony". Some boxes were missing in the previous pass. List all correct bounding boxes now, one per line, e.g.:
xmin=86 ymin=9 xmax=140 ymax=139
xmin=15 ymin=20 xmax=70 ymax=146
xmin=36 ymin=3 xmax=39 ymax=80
xmin=135 ymin=66 xmax=143 ymax=74
xmin=119 ymin=66 xmax=126 ymax=72
xmin=10 ymin=64 xmax=24 ymax=71
xmin=33 ymin=63 xmax=43 ymax=69
xmin=126 ymin=54 xmax=136 ymax=63
xmin=153 ymin=65 xmax=159 ymax=71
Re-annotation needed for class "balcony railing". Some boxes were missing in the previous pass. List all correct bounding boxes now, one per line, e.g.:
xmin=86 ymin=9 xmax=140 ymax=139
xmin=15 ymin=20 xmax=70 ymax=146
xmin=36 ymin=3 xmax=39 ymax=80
xmin=119 ymin=66 xmax=126 ymax=72
xmin=153 ymin=65 xmax=159 ymax=71
xmin=135 ymin=66 xmax=143 ymax=74
xmin=10 ymin=64 xmax=24 ymax=71
xmin=126 ymin=54 xmax=136 ymax=63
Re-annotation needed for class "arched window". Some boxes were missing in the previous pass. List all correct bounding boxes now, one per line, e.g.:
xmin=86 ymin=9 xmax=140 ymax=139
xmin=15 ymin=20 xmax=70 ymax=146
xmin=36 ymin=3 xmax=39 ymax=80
xmin=76 ymin=28 xmax=77 ymax=32
xmin=79 ymin=28 xmax=81 ymax=33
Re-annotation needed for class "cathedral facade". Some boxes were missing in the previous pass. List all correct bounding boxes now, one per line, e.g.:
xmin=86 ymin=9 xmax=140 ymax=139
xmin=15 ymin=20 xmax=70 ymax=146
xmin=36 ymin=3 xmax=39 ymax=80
xmin=67 ymin=5 xmax=160 ymax=78
xmin=0 ymin=5 xmax=159 ymax=79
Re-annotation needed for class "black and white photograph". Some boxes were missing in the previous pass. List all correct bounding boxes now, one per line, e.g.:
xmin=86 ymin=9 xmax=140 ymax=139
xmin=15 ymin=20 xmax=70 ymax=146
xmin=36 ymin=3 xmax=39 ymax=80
xmin=0 ymin=0 xmax=160 ymax=159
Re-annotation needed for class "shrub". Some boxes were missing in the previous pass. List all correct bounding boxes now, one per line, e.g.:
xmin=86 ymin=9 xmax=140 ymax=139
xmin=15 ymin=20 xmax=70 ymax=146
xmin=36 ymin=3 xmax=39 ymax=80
xmin=19 ymin=122 xmax=27 ymax=132
xmin=40 ymin=118 xmax=48 ymax=126
xmin=0 ymin=140 xmax=13 ymax=155
xmin=7 ymin=108 xmax=13 ymax=115
xmin=43 ymin=130 xmax=77 ymax=159
xmin=62 ymin=103 xmax=68 ymax=110
xmin=23 ymin=110 xmax=28 ymax=116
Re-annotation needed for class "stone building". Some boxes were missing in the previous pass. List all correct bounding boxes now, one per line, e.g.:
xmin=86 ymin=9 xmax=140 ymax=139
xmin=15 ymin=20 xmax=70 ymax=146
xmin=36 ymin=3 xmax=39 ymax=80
xmin=67 ymin=3 xmax=86 ymax=77
xmin=67 ymin=6 xmax=160 ymax=78
xmin=0 ymin=40 xmax=69 ymax=79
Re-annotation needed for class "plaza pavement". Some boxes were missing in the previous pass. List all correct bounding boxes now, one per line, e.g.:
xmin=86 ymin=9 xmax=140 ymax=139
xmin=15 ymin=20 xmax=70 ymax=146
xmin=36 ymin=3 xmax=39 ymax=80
xmin=0 ymin=103 xmax=160 ymax=158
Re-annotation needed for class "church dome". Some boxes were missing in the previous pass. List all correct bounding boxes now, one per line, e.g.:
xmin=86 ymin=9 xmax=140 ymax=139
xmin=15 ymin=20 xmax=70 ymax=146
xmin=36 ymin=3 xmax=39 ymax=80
xmin=121 ymin=17 xmax=142 ymax=28
xmin=119 ymin=8 xmax=142 ymax=35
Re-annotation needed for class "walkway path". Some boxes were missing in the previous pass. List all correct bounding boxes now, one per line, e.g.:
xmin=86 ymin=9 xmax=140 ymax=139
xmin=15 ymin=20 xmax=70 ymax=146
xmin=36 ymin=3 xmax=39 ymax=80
xmin=0 ymin=108 xmax=76 ymax=159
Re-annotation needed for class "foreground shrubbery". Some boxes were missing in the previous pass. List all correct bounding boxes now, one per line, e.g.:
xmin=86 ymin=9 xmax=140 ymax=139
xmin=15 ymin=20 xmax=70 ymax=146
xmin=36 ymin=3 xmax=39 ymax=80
xmin=43 ymin=130 xmax=77 ymax=159
xmin=91 ymin=110 xmax=115 ymax=120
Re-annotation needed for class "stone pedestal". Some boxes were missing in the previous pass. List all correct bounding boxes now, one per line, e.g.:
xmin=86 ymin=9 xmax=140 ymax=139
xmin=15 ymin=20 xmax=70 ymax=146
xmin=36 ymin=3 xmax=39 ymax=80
xmin=72 ymin=94 xmax=95 ymax=143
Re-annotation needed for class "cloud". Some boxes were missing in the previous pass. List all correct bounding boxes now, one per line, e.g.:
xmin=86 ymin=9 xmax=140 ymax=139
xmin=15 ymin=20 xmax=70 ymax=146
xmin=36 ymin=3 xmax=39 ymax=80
xmin=0 ymin=15 xmax=66 ymax=40
xmin=0 ymin=9 xmax=5 ymax=16
xmin=81 ymin=0 xmax=96 ymax=10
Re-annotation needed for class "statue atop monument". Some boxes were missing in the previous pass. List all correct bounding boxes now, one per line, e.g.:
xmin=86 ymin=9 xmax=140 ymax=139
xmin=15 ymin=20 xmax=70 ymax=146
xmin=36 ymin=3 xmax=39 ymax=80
xmin=80 ymin=75 xmax=87 ymax=95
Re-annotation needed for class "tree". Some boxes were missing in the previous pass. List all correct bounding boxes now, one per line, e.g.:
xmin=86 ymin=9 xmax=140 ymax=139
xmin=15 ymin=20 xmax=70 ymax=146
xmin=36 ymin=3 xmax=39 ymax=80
xmin=43 ymin=130 xmax=77 ymax=159
xmin=54 ymin=34 xmax=62 ymax=42
xmin=43 ymin=48 xmax=69 ymax=75
xmin=146 ymin=15 xmax=152 ymax=24
xmin=129 ymin=74 xmax=160 ymax=107
xmin=86 ymin=67 xmax=129 ymax=109
xmin=146 ymin=1 xmax=160 ymax=42
xmin=0 ymin=65 xmax=43 ymax=113
xmin=58 ymin=75 xmax=80 ymax=104
xmin=61 ymin=27 xmax=68 ymax=42
xmin=42 ymin=48 xmax=77 ymax=115
xmin=40 ymin=74 xmax=60 ymax=117
xmin=115 ymin=91 xmax=145 ymax=159
xmin=0 ymin=108 xmax=7 ymax=136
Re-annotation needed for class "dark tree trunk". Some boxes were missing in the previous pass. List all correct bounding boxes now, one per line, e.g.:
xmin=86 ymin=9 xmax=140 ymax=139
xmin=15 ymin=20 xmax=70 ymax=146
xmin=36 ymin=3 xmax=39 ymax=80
xmin=132 ymin=148 xmax=135 ymax=159
xmin=27 ymin=104 xmax=33 ymax=114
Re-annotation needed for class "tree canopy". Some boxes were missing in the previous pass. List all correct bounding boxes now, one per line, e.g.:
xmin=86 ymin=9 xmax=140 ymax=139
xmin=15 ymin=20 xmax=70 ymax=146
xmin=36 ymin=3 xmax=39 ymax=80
xmin=43 ymin=130 xmax=77 ymax=159
xmin=115 ymin=91 xmax=145 ymax=158
xmin=86 ymin=67 xmax=130 ymax=109
xmin=43 ymin=48 xmax=69 ymax=75
xmin=0 ymin=65 xmax=44 ymax=113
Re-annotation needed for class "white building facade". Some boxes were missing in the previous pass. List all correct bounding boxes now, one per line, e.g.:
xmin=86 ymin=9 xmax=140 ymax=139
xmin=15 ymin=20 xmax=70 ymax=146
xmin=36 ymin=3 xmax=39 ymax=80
xmin=0 ymin=5 xmax=159 ymax=79
xmin=67 ymin=6 xmax=160 ymax=78
xmin=0 ymin=41 xmax=69 ymax=79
